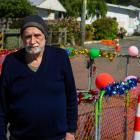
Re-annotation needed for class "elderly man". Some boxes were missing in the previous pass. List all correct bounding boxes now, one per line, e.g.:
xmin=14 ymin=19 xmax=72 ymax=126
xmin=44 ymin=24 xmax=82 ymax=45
xmin=0 ymin=15 xmax=78 ymax=140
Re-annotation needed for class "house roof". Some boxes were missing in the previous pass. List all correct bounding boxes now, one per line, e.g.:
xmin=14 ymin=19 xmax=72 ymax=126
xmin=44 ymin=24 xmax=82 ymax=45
xmin=107 ymin=3 xmax=140 ymax=11
xmin=128 ymin=5 xmax=140 ymax=11
xmin=29 ymin=0 xmax=66 ymax=12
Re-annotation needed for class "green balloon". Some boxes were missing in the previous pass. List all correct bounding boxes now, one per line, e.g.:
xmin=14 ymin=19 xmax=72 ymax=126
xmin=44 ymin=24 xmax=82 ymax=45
xmin=89 ymin=48 xmax=100 ymax=59
xmin=67 ymin=47 xmax=74 ymax=51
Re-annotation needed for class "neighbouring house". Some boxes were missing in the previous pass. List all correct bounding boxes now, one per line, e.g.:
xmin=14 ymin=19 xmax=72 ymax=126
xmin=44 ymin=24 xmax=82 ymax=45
xmin=86 ymin=3 xmax=140 ymax=35
xmin=29 ymin=0 xmax=66 ymax=20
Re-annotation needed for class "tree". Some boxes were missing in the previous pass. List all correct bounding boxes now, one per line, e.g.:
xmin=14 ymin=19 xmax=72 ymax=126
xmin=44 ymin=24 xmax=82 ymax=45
xmin=105 ymin=0 xmax=117 ymax=4
xmin=59 ymin=0 xmax=82 ymax=17
xmin=91 ymin=0 xmax=107 ymax=19
xmin=0 ymin=0 xmax=36 ymax=28
xmin=0 ymin=0 xmax=36 ymax=18
xmin=59 ymin=0 xmax=107 ymax=19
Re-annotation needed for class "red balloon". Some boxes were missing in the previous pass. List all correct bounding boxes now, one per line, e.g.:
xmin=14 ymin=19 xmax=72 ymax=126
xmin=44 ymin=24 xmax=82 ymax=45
xmin=95 ymin=73 xmax=114 ymax=89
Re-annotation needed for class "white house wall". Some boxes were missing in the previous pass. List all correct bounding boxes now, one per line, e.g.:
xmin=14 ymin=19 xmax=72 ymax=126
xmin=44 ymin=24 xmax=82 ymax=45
xmin=107 ymin=11 xmax=129 ymax=33
xmin=46 ymin=13 xmax=55 ymax=20
xmin=107 ymin=6 xmax=138 ymax=35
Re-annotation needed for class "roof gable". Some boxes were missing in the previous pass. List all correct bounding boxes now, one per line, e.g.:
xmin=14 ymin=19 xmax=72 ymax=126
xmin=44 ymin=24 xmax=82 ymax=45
xmin=29 ymin=0 xmax=66 ymax=12
xmin=128 ymin=5 xmax=140 ymax=11
xmin=107 ymin=3 xmax=139 ymax=11
xmin=38 ymin=0 xmax=66 ymax=12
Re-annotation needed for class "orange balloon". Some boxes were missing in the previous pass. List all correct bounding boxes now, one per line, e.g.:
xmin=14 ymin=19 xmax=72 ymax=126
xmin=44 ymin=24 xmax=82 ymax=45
xmin=95 ymin=73 xmax=114 ymax=89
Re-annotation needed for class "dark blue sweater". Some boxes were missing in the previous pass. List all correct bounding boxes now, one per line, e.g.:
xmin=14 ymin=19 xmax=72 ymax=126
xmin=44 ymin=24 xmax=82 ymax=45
xmin=0 ymin=46 xmax=78 ymax=140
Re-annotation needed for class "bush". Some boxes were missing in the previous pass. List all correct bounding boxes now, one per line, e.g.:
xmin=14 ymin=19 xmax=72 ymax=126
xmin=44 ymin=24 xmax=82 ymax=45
xmin=85 ymin=24 xmax=95 ymax=41
xmin=117 ymin=27 xmax=127 ymax=39
xmin=92 ymin=17 xmax=118 ymax=40
xmin=47 ymin=18 xmax=81 ymax=46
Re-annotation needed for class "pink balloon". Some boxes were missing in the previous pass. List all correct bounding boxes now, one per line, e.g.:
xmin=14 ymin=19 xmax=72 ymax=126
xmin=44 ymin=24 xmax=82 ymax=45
xmin=128 ymin=46 xmax=139 ymax=56
xmin=124 ymin=75 xmax=137 ymax=81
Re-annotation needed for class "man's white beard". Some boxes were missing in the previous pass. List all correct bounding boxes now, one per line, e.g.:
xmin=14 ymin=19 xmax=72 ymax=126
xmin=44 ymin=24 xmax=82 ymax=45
xmin=25 ymin=46 xmax=42 ymax=54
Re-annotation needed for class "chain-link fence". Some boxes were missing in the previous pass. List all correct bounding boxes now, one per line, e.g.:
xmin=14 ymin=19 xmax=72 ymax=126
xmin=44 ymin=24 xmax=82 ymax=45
xmin=76 ymin=87 xmax=140 ymax=140
xmin=70 ymin=55 xmax=140 ymax=140
xmin=76 ymin=103 xmax=96 ymax=140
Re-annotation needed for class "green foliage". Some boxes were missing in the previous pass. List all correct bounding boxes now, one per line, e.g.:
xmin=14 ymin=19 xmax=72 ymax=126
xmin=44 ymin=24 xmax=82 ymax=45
xmin=93 ymin=0 xmax=108 ymax=18
xmin=0 ymin=0 xmax=36 ymax=18
xmin=105 ymin=0 xmax=117 ymax=4
xmin=85 ymin=24 xmax=95 ymax=41
xmin=59 ymin=0 xmax=107 ymax=18
xmin=59 ymin=0 xmax=82 ymax=17
xmin=86 ymin=24 xmax=94 ymax=31
xmin=92 ymin=17 xmax=118 ymax=40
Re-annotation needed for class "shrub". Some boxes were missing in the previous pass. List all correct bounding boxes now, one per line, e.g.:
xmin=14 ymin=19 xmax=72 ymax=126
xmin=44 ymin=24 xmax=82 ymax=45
xmin=47 ymin=18 xmax=81 ymax=46
xmin=85 ymin=24 xmax=95 ymax=41
xmin=117 ymin=27 xmax=127 ymax=39
xmin=92 ymin=17 xmax=118 ymax=40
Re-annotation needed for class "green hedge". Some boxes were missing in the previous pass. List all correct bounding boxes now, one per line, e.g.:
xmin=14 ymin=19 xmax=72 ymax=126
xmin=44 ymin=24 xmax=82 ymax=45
xmin=92 ymin=17 xmax=118 ymax=40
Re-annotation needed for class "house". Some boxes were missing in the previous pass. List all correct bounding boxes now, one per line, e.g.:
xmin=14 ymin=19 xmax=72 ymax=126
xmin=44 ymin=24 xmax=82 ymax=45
xmin=29 ymin=0 xmax=66 ymax=20
xmin=86 ymin=3 xmax=140 ymax=35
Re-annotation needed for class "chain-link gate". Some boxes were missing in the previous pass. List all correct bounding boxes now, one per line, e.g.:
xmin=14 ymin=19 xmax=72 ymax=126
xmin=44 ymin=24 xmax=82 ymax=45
xmin=76 ymin=103 xmax=96 ymax=140
xmin=76 ymin=87 xmax=140 ymax=140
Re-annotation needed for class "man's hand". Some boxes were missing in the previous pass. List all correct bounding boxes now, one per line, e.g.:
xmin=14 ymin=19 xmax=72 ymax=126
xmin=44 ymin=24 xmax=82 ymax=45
xmin=65 ymin=132 xmax=75 ymax=140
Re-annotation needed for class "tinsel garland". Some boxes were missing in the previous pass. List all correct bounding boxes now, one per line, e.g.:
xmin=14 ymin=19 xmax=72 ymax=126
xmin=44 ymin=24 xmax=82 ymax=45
xmin=77 ymin=78 xmax=138 ymax=104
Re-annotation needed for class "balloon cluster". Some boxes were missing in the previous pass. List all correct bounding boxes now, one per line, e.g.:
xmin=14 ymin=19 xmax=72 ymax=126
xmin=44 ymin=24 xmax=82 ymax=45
xmin=101 ymin=78 xmax=137 ymax=96
xmin=77 ymin=90 xmax=98 ymax=104
xmin=65 ymin=47 xmax=118 ymax=60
